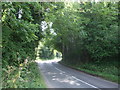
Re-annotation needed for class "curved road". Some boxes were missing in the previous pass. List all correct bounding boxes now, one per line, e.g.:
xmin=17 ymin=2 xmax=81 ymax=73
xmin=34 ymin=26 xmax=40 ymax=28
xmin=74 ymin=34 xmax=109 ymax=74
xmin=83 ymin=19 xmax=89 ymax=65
xmin=37 ymin=60 xmax=119 ymax=90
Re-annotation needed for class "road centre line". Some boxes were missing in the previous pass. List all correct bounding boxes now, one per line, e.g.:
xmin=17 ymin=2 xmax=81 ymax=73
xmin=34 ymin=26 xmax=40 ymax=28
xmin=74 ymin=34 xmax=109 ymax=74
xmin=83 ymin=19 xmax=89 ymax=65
xmin=52 ymin=63 xmax=101 ymax=90
xmin=54 ymin=67 xmax=65 ymax=73
xmin=51 ymin=64 xmax=65 ymax=73
xmin=72 ymin=76 xmax=101 ymax=90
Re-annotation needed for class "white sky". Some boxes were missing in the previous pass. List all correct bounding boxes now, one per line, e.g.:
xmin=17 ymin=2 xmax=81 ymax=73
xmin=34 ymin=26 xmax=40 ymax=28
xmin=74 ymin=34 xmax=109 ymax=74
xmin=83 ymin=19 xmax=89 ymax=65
xmin=41 ymin=21 xmax=57 ymax=35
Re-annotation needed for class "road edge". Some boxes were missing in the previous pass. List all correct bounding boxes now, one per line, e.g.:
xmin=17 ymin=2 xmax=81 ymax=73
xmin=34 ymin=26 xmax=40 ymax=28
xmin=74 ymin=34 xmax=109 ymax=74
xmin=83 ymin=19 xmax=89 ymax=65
xmin=58 ymin=61 xmax=119 ymax=85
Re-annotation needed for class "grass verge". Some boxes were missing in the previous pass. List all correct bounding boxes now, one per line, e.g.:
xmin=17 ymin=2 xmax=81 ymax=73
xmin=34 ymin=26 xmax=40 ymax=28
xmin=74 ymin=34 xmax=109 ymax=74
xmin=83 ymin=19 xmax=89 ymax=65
xmin=2 ymin=61 xmax=46 ymax=88
xmin=59 ymin=60 xmax=119 ymax=84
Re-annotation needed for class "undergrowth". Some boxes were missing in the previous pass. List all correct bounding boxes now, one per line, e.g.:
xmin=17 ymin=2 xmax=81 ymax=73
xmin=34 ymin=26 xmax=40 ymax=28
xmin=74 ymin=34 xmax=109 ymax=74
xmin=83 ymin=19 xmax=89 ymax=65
xmin=60 ymin=60 xmax=119 ymax=84
xmin=2 ymin=61 xmax=46 ymax=88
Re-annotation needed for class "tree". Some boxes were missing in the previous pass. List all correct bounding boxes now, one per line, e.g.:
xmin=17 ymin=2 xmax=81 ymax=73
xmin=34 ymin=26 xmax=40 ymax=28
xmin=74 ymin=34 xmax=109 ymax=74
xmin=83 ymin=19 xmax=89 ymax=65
xmin=2 ymin=2 xmax=43 ymax=67
xmin=43 ymin=2 xmax=119 ymax=64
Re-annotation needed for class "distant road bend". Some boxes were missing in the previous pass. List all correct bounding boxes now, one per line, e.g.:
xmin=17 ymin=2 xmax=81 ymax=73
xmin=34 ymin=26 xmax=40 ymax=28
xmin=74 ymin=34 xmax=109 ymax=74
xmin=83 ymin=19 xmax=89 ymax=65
xmin=37 ymin=60 xmax=119 ymax=89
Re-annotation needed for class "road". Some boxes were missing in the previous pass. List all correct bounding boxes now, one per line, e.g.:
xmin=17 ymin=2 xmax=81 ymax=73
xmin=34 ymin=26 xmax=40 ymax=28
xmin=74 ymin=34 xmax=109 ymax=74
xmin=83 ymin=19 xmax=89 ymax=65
xmin=37 ymin=60 xmax=119 ymax=90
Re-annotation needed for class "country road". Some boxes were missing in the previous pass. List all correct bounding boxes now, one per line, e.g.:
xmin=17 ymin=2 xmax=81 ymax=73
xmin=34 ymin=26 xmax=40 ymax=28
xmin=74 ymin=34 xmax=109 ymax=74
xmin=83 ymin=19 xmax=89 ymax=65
xmin=37 ymin=60 xmax=119 ymax=89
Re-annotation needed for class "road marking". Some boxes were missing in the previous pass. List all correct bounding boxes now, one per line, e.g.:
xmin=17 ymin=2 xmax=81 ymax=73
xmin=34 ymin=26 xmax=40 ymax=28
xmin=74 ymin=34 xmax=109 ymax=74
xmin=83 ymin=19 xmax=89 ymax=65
xmin=72 ymin=76 xmax=101 ymax=90
xmin=51 ymin=63 xmax=65 ymax=73
xmin=54 ymin=67 xmax=65 ymax=73
xmin=52 ymin=63 xmax=101 ymax=90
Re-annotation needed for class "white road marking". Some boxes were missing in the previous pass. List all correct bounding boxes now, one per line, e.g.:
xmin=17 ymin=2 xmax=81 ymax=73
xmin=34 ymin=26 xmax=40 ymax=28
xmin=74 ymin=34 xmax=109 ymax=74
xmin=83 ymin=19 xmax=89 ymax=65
xmin=51 ymin=63 xmax=65 ymax=73
xmin=72 ymin=76 xmax=101 ymax=90
xmin=52 ymin=63 xmax=101 ymax=90
xmin=54 ymin=67 xmax=65 ymax=73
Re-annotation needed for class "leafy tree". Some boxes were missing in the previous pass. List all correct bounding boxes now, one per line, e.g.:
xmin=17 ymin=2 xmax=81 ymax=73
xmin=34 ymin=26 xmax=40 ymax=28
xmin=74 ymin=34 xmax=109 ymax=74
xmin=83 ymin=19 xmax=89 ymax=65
xmin=44 ymin=2 xmax=119 ymax=64
xmin=2 ymin=2 xmax=43 ymax=67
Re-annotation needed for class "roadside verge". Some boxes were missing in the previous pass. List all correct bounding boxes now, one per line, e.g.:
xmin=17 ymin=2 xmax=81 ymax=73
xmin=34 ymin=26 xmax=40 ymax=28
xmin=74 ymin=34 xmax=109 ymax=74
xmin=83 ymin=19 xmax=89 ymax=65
xmin=59 ymin=61 xmax=119 ymax=84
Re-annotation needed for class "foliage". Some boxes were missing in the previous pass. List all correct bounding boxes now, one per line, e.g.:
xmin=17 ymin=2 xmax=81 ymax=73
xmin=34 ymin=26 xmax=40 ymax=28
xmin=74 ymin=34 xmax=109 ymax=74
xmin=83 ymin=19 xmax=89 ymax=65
xmin=2 ymin=61 xmax=46 ymax=88
xmin=2 ymin=2 xmax=119 ymax=87
xmin=45 ymin=2 xmax=119 ymax=64
xmin=39 ymin=46 xmax=54 ymax=60
xmin=2 ymin=2 xmax=44 ymax=67
xmin=2 ymin=2 xmax=45 ymax=88
xmin=60 ymin=59 xmax=119 ymax=83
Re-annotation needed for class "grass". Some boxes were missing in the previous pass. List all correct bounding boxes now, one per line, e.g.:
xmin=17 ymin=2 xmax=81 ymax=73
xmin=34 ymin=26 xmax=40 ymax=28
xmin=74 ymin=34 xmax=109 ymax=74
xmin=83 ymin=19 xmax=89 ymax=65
xmin=2 ymin=61 xmax=46 ymax=88
xmin=60 ymin=60 xmax=119 ymax=84
xmin=26 ymin=61 xmax=47 ymax=88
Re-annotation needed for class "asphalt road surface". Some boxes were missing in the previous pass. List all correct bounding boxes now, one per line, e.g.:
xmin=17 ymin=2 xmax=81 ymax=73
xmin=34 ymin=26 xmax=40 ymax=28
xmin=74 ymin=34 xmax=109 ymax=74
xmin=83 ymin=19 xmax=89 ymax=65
xmin=37 ymin=60 xmax=119 ymax=90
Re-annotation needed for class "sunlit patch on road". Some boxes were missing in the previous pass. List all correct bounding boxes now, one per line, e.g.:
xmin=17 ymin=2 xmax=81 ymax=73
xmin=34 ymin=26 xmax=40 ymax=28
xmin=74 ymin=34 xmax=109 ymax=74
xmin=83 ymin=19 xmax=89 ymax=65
xmin=52 ymin=75 xmax=56 ymax=77
xmin=48 ymin=72 xmax=57 ymax=75
xmin=51 ymin=76 xmax=81 ymax=86
xmin=37 ymin=59 xmax=119 ymax=88
xmin=35 ymin=58 xmax=61 ymax=64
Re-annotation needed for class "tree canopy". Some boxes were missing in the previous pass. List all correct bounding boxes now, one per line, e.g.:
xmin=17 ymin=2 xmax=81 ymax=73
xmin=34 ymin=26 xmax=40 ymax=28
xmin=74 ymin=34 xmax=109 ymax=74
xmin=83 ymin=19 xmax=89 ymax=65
xmin=2 ymin=2 xmax=119 ymax=68
xmin=42 ymin=2 xmax=119 ymax=64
